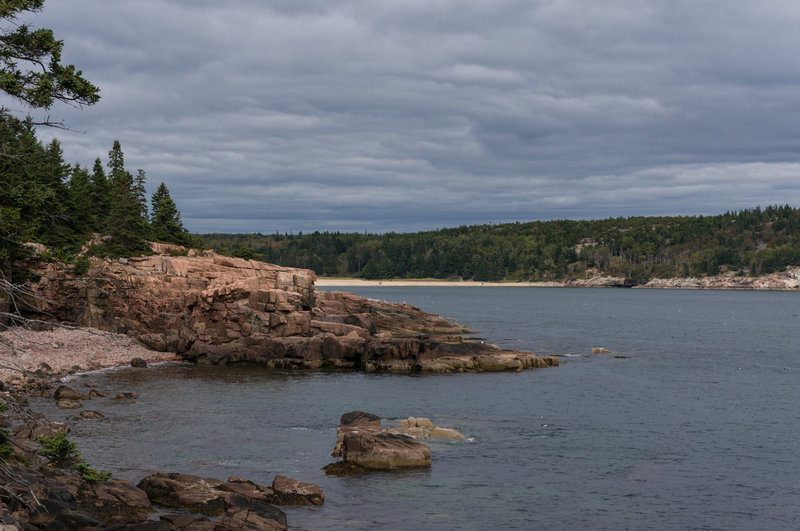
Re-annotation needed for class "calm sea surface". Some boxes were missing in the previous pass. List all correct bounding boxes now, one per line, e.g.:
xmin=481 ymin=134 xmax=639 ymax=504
xmin=31 ymin=287 xmax=800 ymax=530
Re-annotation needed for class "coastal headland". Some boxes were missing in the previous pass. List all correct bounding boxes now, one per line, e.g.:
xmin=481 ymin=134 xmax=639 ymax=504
xmin=14 ymin=242 xmax=559 ymax=375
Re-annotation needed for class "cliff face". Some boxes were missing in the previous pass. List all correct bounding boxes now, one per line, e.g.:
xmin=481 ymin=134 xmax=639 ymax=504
xmin=25 ymin=244 xmax=557 ymax=373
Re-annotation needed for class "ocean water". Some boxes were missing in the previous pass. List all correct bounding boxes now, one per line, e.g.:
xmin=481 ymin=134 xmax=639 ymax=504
xmin=31 ymin=287 xmax=800 ymax=530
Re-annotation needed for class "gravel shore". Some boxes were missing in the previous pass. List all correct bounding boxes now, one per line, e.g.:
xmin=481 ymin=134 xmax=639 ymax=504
xmin=0 ymin=327 xmax=178 ymax=381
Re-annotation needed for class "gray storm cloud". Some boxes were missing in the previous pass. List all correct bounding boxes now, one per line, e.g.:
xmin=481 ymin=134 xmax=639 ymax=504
xmin=14 ymin=0 xmax=799 ymax=233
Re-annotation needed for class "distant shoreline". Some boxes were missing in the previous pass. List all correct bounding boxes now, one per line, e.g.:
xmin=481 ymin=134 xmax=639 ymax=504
xmin=316 ymin=271 xmax=800 ymax=290
xmin=316 ymin=278 xmax=558 ymax=287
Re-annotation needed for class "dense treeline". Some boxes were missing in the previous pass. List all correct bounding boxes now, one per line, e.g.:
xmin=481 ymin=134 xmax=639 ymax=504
xmin=0 ymin=115 xmax=194 ymax=281
xmin=200 ymin=206 xmax=800 ymax=281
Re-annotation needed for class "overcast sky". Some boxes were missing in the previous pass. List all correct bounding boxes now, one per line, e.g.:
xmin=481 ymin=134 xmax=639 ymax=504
xmin=12 ymin=1 xmax=800 ymax=233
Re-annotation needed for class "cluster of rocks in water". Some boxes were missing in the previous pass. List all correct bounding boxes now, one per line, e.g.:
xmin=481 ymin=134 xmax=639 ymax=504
xmin=23 ymin=243 xmax=559 ymax=374
xmin=0 ymin=378 xmax=323 ymax=529
xmin=324 ymin=411 xmax=465 ymax=475
xmin=0 ymin=384 xmax=465 ymax=529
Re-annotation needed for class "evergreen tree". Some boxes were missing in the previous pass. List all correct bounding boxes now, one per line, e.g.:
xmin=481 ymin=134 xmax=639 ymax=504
xmin=89 ymin=157 xmax=110 ymax=230
xmin=0 ymin=0 xmax=100 ymax=119
xmin=105 ymin=141 xmax=150 ymax=256
xmin=67 ymin=164 xmax=93 ymax=236
xmin=150 ymin=182 xmax=190 ymax=245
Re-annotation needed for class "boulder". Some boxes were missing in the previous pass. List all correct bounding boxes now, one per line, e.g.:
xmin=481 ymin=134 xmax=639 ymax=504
xmin=54 ymin=385 xmax=88 ymax=400
xmin=80 ymin=410 xmax=105 ymax=419
xmin=137 ymin=473 xmax=228 ymax=516
xmin=130 ymin=357 xmax=148 ymax=368
xmin=217 ymin=503 xmax=287 ymax=531
xmin=115 ymin=392 xmax=139 ymax=399
xmin=394 ymin=417 xmax=466 ymax=440
xmin=271 ymin=475 xmax=324 ymax=506
xmin=56 ymin=399 xmax=83 ymax=409
xmin=137 ymin=472 xmax=317 ymax=522
xmin=331 ymin=411 xmax=431 ymax=469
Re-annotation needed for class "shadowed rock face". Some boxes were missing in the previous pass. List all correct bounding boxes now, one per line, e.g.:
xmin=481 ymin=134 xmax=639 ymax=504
xmin=24 ymin=244 xmax=559 ymax=373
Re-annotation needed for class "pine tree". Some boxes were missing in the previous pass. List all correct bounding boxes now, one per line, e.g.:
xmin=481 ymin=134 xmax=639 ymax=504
xmin=150 ymin=182 xmax=190 ymax=245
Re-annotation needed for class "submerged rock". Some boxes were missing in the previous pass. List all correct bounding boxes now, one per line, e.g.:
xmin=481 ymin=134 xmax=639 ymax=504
xmin=56 ymin=398 xmax=83 ymax=409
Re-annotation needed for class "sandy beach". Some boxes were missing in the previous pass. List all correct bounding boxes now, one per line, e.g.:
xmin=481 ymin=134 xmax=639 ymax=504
xmin=316 ymin=278 xmax=561 ymax=287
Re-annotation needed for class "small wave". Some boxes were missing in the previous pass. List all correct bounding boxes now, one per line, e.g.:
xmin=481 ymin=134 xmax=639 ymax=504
xmin=61 ymin=360 xmax=190 ymax=381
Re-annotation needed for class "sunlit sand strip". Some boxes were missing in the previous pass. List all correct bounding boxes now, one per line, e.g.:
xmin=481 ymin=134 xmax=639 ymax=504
xmin=315 ymin=278 xmax=562 ymax=287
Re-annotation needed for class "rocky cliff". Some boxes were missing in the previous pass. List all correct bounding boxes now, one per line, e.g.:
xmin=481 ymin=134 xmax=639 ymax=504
xmin=24 ymin=243 xmax=557 ymax=373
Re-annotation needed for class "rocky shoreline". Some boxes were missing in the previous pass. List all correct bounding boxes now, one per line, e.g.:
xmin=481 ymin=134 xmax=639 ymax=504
xmin=0 ymin=242 xmax=564 ymax=528
xmin=0 ymin=364 xmax=326 ymax=529
xmin=19 ymin=243 xmax=559 ymax=374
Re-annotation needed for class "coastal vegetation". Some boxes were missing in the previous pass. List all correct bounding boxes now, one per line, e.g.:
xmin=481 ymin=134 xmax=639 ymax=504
xmin=200 ymin=206 xmax=800 ymax=282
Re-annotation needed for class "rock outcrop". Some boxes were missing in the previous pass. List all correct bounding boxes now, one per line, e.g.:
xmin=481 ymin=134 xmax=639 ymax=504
xmin=329 ymin=411 xmax=432 ymax=471
xmin=563 ymin=267 xmax=800 ymax=290
xmin=22 ymin=244 xmax=560 ymax=373
xmin=394 ymin=417 xmax=466 ymax=440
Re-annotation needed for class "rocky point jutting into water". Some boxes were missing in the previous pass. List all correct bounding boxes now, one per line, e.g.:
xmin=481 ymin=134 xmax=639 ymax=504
xmin=22 ymin=242 xmax=558 ymax=373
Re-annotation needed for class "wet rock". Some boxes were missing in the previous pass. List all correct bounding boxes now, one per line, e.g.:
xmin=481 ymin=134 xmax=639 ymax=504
xmin=80 ymin=410 xmax=105 ymax=419
xmin=138 ymin=473 xmax=228 ymax=516
xmin=54 ymin=385 xmax=88 ymax=400
xmin=395 ymin=417 xmax=466 ymax=440
xmin=56 ymin=399 xmax=83 ymax=409
xmin=89 ymin=389 xmax=108 ymax=398
xmin=271 ymin=475 xmax=324 ymax=506
xmin=137 ymin=472 xmax=290 ymax=527
xmin=217 ymin=502 xmax=287 ymax=530
xmin=160 ymin=514 xmax=215 ymax=530
xmin=115 ymin=392 xmax=139 ymax=399
xmin=130 ymin=357 xmax=148 ymax=368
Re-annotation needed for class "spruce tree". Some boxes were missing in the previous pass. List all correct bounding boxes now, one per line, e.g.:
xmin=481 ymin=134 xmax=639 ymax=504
xmin=150 ymin=182 xmax=190 ymax=245
xmin=89 ymin=157 xmax=110 ymax=231
xmin=67 ymin=164 xmax=93 ymax=237
xmin=105 ymin=141 xmax=150 ymax=256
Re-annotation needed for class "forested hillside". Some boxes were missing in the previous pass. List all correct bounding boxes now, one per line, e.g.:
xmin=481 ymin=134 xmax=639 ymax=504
xmin=200 ymin=206 xmax=800 ymax=281
xmin=0 ymin=116 xmax=194 ymax=280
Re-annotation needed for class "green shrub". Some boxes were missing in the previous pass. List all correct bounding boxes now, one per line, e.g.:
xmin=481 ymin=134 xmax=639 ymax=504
xmin=37 ymin=431 xmax=81 ymax=468
xmin=73 ymin=255 xmax=90 ymax=275
xmin=76 ymin=462 xmax=112 ymax=483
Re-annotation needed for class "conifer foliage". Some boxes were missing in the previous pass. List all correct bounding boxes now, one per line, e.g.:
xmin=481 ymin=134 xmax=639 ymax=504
xmin=150 ymin=181 xmax=191 ymax=245
xmin=0 ymin=0 xmax=100 ymax=115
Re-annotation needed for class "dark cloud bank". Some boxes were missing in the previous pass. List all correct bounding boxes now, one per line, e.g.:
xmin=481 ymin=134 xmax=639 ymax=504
xmin=13 ymin=1 xmax=800 ymax=233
